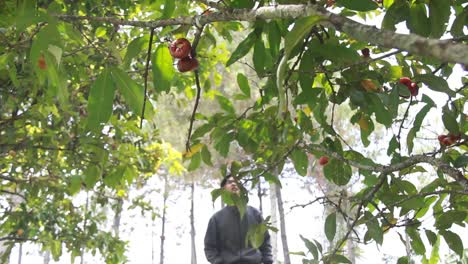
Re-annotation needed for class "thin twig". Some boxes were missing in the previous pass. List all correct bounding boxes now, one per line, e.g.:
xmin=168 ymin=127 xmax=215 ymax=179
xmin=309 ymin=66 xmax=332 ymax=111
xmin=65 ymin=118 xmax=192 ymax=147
xmin=186 ymin=71 xmax=202 ymax=152
xmin=397 ymin=96 xmax=413 ymax=157
xmin=140 ymin=28 xmax=155 ymax=129
xmin=185 ymin=21 xmax=206 ymax=151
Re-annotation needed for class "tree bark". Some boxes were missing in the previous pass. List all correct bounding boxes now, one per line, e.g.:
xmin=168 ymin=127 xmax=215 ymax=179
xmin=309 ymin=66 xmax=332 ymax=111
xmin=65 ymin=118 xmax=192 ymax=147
xmin=17 ymin=243 xmax=22 ymax=264
xmin=269 ymin=183 xmax=278 ymax=263
xmin=55 ymin=4 xmax=468 ymax=64
xmin=159 ymin=173 xmax=169 ymax=264
xmin=275 ymin=184 xmax=291 ymax=264
xmin=43 ymin=250 xmax=51 ymax=264
xmin=190 ymin=180 xmax=197 ymax=264
xmin=113 ymin=198 xmax=123 ymax=237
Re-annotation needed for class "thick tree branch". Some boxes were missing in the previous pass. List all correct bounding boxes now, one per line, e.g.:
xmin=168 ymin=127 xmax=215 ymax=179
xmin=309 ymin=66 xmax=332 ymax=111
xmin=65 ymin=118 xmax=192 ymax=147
xmin=55 ymin=4 xmax=468 ymax=65
xmin=305 ymin=143 xmax=468 ymax=189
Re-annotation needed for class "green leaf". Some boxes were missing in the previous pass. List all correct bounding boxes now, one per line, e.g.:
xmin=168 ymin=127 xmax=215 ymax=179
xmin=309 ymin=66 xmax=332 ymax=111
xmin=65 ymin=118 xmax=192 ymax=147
xmin=226 ymin=30 xmax=258 ymax=67
xmin=284 ymin=16 xmax=323 ymax=57
xmin=237 ymin=73 xmax=251 ymax=97
xmin=325 ymin=212 xmax=336 ymax=242
xmin=337 ymin=0 xmax=379 ymax=12
xmin=83 ymin=165 xmax=101 ymax=189
xmin=68 ymin=175 xmax=82 ymax=195
xmin=453 ymin=155 xmax=468 ymax=168
xmin=216 ymin=95 xmax=236 ymax=114
xmin=442 ymin=106 xmax=459 ymax=134
xmin=201 ymin=145 xmax=213 ymax=166
xmin=15 ymin=0 xmax=40 ymax=33
xmin=451 ymin=10 xmax=467 ymax=37
xmin=290 ymin=149 xmax=308 ymax=176
xmin=188 ymin=152 xmax=202 ymax=171
xmin=152 ymin=44 xmax=175 ymax=94
xmin=300 ymin=235 xmax=319 ymax=260
xmin=441 ymin=230 xmax=463 ymax=258
xmin=124 ymin=36 xmax=147 ymax=69
xmin=407 ymin=227 xmax=426 ymax=255
xmin=299 ymin=50 xmax=315 ymax=90
xmin=428 ymin=0 xmax=450 ymax=38
xmin=407 ymin=103 xmax=433 ymax=153
xmin=425 ymin=230 xmax=437 ymax=246
xmin=162 ymin=0 xmax=176 ymax=19
xmin=382 ymin=1 xmax=409 ymax=31
xmin=414 ymin=74 xmax=454 ymax=97
xmin=253 ymin=38 xmax=266 ymax=76
xmin=330 ymin=254 xmax=352 ymax=263
xmin=87 ymin=68 xmax=116 ymax=131
xmin=214 ymin=132 xmax=234 ymax=157
xmin=111 ymin=67 xmax=154 ymax=118
xmin=323 ymin=158 xmax=352 ymax=185
xmin=192 ymin=123 xmax=214 ymax=140
xmin=103 ymin=166 xmax=125 ymax=188
xmin=406 ymin=3 xmax=430 ymax=37
xmin=436 ymin=210 xmax=467 ymax=229
xmin=397 ymin=256 xmax=409 ymax=264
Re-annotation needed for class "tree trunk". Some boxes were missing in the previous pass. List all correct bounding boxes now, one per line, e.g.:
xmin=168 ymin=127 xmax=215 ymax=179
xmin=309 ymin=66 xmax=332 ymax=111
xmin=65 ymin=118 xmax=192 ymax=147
xmin=80 ymin=192 xmax=89 ymax=264
xmin=43 ymin=250 xmax=51 ymax=264
xmin=159 ymin=173 xmax=169 ymax=264
xmin=275 ymin=184 xmax=291 ymax=264
xmin=258 ymin=179 xmax=263 ymax=214
xmin=269 ymin=183 xmax=278 ymax=263
xmin=17 ymin=243 xmax=22 ymax=264
xmin=190 ymin=180 xmax=197 ymax=264
xmin=113 ymin=198 xmax=123 ymax=237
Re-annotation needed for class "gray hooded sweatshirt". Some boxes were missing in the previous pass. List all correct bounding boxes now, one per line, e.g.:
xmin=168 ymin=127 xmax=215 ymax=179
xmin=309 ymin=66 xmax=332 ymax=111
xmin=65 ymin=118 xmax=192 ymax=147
xmin=204 ymin=205 xmax=273 ymax=264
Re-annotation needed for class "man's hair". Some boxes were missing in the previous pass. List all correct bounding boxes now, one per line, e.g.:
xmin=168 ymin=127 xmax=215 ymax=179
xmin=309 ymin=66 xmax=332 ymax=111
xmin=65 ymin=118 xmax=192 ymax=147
xmin=220 ymin=175 xmax=232 ymax=188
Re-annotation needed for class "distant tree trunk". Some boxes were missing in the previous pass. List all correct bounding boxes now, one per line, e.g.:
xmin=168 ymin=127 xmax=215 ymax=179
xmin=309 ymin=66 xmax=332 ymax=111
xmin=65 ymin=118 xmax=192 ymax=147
xmin=43 ymin=250 xmax=51 ymax=264
xmin=190 ymin=180 xmax=197 ymax=264
xmin=257 ymin=179 xmax=263 ymax=214
xmin=113 ymin=198 xmax=123 ymax=237
xmin=275 ymin=184 xmax=291 ymax=264
xmin=17 ymin=243 xmax=22 ymax=264
xmin=269 ymin=183 xmax=278 ymax=263
xmin=80 ymin=192 xmax=89 ymax=264
xmin=159 ymin=173 xmax=169 ymax=264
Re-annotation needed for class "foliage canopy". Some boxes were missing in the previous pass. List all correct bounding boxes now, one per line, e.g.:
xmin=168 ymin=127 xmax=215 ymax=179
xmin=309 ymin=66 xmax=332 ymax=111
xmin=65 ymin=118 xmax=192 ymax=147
xmin=0 ymin=0 xmax=467 ymax=263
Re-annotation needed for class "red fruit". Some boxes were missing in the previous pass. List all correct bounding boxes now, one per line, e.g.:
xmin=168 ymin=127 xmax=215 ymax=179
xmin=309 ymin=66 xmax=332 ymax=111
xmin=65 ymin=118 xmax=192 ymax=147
xmin=177 ymin=57 xmax=199 ymax=72
xmin=438 ymin=135 xmax=447 ymax=144
xmin=449 ymin=133 xmax=461 ymax=142
xmin=318 ymin=156 xmax=329 ymax=166
xmin=409 ymin=82 xmax=418 ymax=96
xmin=442 ymin=137 xmax=454 ymax=146
xmin=361 ymin=48 xmax=370 ymax=58
xmin=169 ymin=38 xmax=192 ymax=59
xmin=38 ymin=55 xmax=47 ymax=70
xmin=399 ymin=77 xmax=412 ymax=87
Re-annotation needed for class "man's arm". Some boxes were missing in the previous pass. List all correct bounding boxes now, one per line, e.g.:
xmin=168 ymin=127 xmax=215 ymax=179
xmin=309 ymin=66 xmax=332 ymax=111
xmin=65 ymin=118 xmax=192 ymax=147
xmin=204 ymin=216 xmax=223 ymax=264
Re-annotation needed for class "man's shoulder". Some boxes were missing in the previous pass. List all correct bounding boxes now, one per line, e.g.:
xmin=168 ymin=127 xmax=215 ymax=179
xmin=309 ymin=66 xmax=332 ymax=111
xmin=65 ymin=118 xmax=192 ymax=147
xmin=247 ymin=205 xmax=261 ymax=214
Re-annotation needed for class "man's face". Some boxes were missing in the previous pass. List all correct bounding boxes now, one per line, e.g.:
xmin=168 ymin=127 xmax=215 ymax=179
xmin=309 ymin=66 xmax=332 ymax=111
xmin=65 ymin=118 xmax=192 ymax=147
xmin=223 ymin=177 xmax=240 ymax=195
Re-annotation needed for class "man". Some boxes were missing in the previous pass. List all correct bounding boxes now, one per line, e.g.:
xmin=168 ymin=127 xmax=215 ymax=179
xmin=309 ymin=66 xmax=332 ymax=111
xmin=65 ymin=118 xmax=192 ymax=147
xmin=204 ymin=175 xmax=273 ymax=264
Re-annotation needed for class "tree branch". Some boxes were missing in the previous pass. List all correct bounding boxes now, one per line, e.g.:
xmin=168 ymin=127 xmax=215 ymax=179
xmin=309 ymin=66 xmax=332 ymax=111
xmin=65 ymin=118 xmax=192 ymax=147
xmin=54 ymin=4 xmax=468 ymax=65
xmin=305 ymin=143 xmax=468 ymax=189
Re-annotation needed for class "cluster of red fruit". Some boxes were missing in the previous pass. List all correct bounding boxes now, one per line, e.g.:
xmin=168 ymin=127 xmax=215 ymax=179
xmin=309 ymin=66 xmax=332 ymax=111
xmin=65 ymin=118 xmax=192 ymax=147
xmin=169 ymin=38 xmax=199 ymax=72
xmin=399 ymin=77 xmax=419 ymax=97
xmin=438 ymin=133 xmax=461 ymax=146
